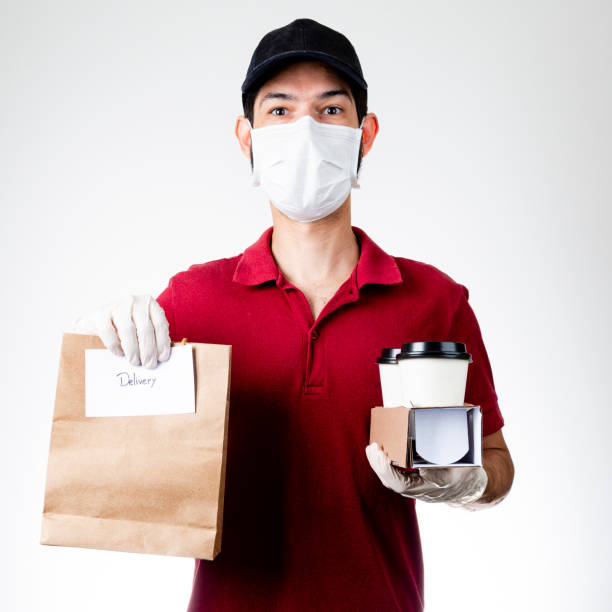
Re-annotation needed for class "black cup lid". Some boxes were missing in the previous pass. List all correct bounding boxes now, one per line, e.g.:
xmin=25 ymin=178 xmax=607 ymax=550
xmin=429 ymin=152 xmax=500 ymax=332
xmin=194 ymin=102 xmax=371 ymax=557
xmin=397 ymin=341 xmax=472 ymax=362
xmin=376 ymin=347 xmax=402 ymax=364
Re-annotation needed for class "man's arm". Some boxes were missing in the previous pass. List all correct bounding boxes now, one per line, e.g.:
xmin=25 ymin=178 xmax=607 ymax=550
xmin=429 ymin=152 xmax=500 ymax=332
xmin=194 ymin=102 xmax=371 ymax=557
xmin=468 ymin=428 xmax=514 ymax=508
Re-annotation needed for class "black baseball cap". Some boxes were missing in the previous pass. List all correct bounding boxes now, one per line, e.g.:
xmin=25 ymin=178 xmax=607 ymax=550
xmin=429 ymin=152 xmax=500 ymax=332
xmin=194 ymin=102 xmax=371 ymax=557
xmin=241 ymin=18 xmax=368 ymax=109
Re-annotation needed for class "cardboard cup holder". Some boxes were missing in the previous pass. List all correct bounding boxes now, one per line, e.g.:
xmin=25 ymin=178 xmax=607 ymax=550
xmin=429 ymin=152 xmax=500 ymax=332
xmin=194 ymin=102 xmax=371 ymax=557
xmin=369 ymin=404 xmax=482 ymax=469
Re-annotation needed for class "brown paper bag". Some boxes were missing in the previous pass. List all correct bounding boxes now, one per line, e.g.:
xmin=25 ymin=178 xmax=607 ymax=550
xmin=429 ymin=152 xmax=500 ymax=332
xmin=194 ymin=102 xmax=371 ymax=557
xmin=40 ymin=332 xmax=231 ymax=559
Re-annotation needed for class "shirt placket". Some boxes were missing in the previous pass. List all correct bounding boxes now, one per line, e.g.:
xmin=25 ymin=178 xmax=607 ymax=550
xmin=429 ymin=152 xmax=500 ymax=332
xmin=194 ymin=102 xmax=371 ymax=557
xmin=276 ymin=269 xmax=360 ymax=395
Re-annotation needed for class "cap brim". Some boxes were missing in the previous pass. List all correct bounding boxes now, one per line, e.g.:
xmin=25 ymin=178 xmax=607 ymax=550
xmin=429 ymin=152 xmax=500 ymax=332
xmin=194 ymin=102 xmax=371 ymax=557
xmin=241 ymin=50 xmax=367 ymax=96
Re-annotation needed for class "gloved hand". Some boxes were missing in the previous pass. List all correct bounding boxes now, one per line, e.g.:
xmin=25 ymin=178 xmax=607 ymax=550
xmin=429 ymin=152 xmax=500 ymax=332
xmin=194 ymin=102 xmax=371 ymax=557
xmin=71 ymin=294 xmax=171 ymax=369
xmin=365 ymin=442 xmax=488 ymax=509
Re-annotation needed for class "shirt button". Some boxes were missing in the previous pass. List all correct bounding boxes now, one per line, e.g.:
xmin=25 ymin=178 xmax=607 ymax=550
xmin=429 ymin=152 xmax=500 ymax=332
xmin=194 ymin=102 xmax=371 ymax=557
xmin=311 ymin=329 xmax=319 ymax=340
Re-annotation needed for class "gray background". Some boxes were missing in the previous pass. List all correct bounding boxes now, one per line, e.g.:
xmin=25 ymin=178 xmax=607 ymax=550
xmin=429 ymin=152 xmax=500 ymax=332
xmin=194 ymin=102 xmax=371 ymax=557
xmin=2 ymin=1 xmax=610 ymax=610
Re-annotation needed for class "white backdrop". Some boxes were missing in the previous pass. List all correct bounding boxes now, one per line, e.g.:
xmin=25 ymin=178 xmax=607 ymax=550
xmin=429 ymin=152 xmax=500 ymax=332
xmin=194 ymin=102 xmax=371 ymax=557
xmin=2 ymin=1 xmax=611 ymax=611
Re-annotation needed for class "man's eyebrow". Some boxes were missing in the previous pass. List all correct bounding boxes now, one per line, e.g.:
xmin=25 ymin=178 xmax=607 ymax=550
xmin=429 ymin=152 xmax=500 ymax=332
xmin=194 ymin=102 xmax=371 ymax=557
xmin=259 ymin=89 xmax=353 ymax=108
xmin=259 ymin=92 xmax=296 ymax=108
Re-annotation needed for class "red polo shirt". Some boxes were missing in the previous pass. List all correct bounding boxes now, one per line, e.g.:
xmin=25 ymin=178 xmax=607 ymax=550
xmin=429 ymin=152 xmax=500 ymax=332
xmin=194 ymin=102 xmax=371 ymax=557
xmin=156 ymin=225 xmax=504 ymax=612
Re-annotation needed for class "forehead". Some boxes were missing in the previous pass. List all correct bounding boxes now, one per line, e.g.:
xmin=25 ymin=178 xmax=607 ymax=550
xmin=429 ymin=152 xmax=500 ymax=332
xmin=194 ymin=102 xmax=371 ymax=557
xmin=255 ymin=59 xmax=352 ymax=99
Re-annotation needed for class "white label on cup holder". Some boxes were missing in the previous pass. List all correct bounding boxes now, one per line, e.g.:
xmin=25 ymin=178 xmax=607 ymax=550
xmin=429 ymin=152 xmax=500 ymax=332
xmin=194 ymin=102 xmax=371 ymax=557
xmin=414 ymin=407 xmax=469 ymax=465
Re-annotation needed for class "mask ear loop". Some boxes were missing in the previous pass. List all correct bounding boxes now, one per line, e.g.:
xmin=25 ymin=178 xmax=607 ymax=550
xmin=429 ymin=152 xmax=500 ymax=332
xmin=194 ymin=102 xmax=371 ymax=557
xmin=352 ymin=116 xmax=366 ymax=189
xmin=246 ymin=118 xmax=261 ymax=187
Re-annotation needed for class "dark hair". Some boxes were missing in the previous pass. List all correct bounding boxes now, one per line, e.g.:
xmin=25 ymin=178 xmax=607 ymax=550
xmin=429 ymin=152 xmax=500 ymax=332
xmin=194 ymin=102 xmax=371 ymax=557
xmin=242 ymin=57 xmax=368 ymax=173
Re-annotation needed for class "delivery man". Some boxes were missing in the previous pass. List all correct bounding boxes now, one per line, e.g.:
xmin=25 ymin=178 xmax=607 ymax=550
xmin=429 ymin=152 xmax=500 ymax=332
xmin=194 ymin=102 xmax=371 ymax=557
xmin=74 ymin=18 xmax=514 ymax=612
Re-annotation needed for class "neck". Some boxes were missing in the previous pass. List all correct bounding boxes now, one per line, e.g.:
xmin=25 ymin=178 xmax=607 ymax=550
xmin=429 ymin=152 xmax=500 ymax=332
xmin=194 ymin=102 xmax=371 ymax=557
xmin=269 ymin=197 xmax=360 ymax=292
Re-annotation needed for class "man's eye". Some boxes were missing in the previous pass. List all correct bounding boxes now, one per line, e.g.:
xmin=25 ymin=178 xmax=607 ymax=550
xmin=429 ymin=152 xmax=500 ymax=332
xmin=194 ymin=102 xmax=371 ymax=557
xmin=324 ymin=106 xmax=342 ymax=115
xmin=270 ymin=107 xmax=288 ymax=116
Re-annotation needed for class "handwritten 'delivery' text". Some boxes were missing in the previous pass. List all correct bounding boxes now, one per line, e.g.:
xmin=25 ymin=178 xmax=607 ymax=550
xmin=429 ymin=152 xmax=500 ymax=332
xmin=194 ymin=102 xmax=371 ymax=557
xmin=116 ymin=371 xmax=157 ymax=388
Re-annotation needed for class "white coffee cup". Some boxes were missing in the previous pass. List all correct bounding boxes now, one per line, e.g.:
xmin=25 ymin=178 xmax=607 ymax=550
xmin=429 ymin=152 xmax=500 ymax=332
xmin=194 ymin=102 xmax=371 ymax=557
xmin=376 ymin=348 xmax=403 ymax=408
xmin=396 ymin=342 xmax=472 ymax=407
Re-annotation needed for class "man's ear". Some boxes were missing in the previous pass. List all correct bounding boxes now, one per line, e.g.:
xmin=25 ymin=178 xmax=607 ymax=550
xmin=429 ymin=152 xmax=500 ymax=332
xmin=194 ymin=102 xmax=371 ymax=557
xmin=359 ymin=112 xmax=379 ymax=159
xmin=235 ymin=115 xmax=252 ymax=160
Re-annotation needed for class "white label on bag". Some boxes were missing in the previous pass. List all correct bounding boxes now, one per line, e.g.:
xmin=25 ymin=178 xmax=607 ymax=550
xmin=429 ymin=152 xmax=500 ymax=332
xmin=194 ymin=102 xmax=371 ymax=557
xmin=85 ymin=345 xmax=195 ymax=417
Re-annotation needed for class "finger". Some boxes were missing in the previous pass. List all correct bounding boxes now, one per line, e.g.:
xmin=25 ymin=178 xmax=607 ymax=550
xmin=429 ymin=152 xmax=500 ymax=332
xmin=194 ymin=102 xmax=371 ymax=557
xmin=365 ymin=443 xmax=387 ymax=469
xmin=420 ymin=467 xmax=462 ymax=488
xmin=149 ymin=298 xmax=171 ymax=362
xmin=366 ymin=444 xmax=397 ymax=480
xmin=111 ymin=296 xmax=140 ymax=366
xmin=93 ymin=308 xmax=124 ymax=357
xmin=132 ymin=295 xmax=158 ymax=369
xmin=366 ymin=443 xmax=396 ymax=471
xmin=366 ymin=445 xmax=414 ymax=494
xmin=365 ymin=443 xmax=383 ymax=471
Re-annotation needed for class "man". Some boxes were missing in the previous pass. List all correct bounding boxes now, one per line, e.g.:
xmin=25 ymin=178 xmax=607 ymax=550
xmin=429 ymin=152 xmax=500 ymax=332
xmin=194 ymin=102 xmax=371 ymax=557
xmin=75 ymin=18 xmax=514 ymax=612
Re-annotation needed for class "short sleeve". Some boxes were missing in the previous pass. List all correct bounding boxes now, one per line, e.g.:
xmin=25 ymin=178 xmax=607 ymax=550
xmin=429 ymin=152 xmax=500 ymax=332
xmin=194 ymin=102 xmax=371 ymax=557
xmin=447 ymin=284 xmax=504 ymax=436
xmin=156 ymin=278 xmax=179 ymax=343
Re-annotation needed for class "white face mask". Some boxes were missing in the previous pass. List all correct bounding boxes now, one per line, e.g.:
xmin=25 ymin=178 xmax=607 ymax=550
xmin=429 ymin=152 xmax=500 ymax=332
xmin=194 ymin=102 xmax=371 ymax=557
xmin=249 ymin=115 xmax=364 ymax=223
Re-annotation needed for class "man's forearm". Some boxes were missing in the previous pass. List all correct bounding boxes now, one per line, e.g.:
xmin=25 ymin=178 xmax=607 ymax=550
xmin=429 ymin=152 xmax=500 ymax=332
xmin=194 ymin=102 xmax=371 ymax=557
xmin=470 ymin=447 xmax=515 ymax=508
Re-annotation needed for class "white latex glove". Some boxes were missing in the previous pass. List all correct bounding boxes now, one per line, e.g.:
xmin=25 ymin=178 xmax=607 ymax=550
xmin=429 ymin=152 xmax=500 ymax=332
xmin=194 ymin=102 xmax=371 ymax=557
xmin=365 ymin=442 xmax=488 ymax=509
xmin=71 ymin=294 xmax=171 ymax=369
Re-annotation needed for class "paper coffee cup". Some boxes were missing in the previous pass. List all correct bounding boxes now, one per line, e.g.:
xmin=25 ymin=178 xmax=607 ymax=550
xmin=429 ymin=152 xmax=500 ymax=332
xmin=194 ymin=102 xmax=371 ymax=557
xmin=396 ymin=341 xmax=472 ymax=407
xmin=376 ymin=348 xmax=403 ymax=408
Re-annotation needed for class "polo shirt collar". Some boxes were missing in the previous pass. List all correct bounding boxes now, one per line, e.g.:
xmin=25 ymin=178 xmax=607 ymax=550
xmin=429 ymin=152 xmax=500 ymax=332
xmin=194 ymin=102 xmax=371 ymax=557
xmin=232 ymin=225 xmax=403 ymax=289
